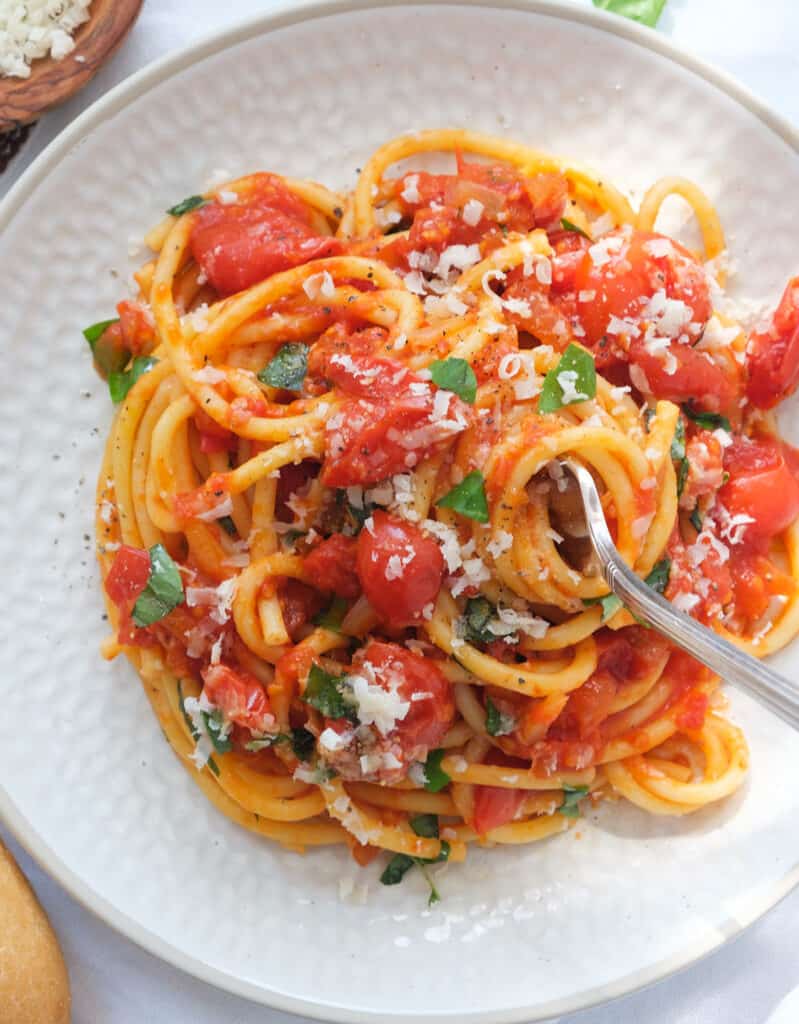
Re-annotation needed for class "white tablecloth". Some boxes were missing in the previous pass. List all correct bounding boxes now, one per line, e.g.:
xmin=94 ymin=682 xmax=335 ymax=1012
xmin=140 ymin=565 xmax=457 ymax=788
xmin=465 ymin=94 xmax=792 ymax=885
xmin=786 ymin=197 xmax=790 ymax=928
xmin=3 ymin=2 xmax=799 ymax=1021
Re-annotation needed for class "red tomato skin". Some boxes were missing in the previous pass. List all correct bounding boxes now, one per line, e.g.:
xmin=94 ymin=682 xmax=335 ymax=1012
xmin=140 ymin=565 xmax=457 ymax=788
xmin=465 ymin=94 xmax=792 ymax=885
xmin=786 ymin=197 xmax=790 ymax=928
xmin=472 ymin=786 xmax=527 ymax=835
xmin=190 ymin=174 xmax=342 ymax=296
xmin=746 ymin=277 xmax=799 ymax=409
xmin=573 ymin=229 xmax=711 ymax=348
xmin=304 ymin=533 xmax=361 ymax=599
xmin=201 ymin=664 xmax=274 ymax=731
xmin=628 ymin=338 xmax=738 ymax=414
xmin=105 ymin=545 xmax=151 ymax=605
xmin=275 ymin=460 xmax=318 ymax=521
xmin=354 ymin=640 xmax=454 ymax=753
xmin=117 ymin=299 xmax=155 ymax=354
xmin=562 ymin=674 xmax=617 ymax=740
xmin=719 ymin=436 xmax=799 ymax=544
xmin=356 ymin=511 xmax=444 ymax=626
xmin=321 ymin=363 xmax=469 ymax=487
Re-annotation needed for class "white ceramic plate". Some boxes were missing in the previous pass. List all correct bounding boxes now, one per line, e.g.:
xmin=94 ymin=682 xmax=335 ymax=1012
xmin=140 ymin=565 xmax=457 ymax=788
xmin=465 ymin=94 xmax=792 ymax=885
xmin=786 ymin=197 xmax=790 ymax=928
xmin=2 ymin=2 xmax=799 ymax=1021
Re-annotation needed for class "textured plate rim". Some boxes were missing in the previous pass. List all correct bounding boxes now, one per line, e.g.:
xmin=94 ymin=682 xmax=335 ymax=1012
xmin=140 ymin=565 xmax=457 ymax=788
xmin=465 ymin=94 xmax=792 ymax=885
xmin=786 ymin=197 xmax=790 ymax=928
xmin=1 ymin=1 xmax=798 ymax=1020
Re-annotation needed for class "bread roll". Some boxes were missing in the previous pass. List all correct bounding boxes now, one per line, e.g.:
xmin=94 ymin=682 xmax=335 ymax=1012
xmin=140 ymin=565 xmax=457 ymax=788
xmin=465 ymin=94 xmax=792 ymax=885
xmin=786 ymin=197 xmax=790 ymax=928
xmin=0 ymin=840 xmax=70 ymax=1024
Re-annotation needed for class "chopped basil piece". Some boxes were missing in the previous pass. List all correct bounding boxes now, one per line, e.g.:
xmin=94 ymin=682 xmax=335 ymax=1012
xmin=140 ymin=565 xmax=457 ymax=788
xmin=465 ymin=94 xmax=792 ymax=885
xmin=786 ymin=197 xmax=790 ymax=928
xmin=379 ymin=834 xmax=450 ymax=905
xmin=646 ymin=558 xmax=671 ymax=595
xmin=313 ymin=596 xmax=348 ymax=632
xmin=423 ymin=748 xmax=451 ymax=792
xmin=290 ymin=727 xmax=316 ymax=762
xmin=380 ymin=853 xmax=416 ymax=886
xmin=218 ymin=515 xmax=237 ymax=536
xmin=682 ymin=404 xmax=731 ymax=432
xmin=591 ymin=0 xmax=667 ymax=27
xmin=560 ymin=217 xmax=591 ymax=240
xmin=257 ymin=342 xmax=309 ymax=392
xmin=584 ymin=558 xmax=671 ymax=622
xmin=690 ymin=507 xmax=704 ymax=532
xmin=302 ymin=663 xmax=356 ymax=721
xmin=410 ymin=814 xmax=439 ymax=838
xmin=559 ymin=784 xmax=590 ymax=818
xmin=462 ymin=596 xmax=496 ymax=645
xmin=83 ymin=317 xmax=119 ymax=346
xmin=108 ymin=355 xmax=158 ymax=404
xmin=429 ymin=357 xmax=478 ymax=404
xmin=676 ymin=456 xmax=690 ymax=498
xmin=84 ymin=317 xmax=128 ymax=377
xmin=538 ymin=344 xmax=597 ymax=413
xmin=177 ymin=681 xmax=219 ymax=776
xmin=584 ymin=591 xmax=623 ymax=622
xmin=132 ymin=544 xmax=185 ymax=627
xmin=202 ymin=709 xmax=233 ymax=754
xmin=167 ymin=195 xmax=208 ymax=216
xmin=436 ymin=470 xmax=489 ymax=523
xmin=485 ymin=696 xmax=515 ymax=737
xmin=670 ymin=417 xmax=686 ymax=462
xmin=643 ymin=407 xmax=656 ymax=432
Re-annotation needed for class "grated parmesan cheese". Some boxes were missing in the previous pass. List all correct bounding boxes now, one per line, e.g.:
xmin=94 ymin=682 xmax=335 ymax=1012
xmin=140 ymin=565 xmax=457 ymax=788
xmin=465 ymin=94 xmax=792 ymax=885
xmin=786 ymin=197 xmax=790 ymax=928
xmin=1 ymin=1 xmax=92 ymax=78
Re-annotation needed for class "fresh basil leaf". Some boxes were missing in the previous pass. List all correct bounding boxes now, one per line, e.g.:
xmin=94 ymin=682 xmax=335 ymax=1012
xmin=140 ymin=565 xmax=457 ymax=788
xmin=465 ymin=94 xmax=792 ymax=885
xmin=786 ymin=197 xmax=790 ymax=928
xmin=436 ymin=471 xmax=489 ymax=523
xmin=108 ymin=355 xmax=158 ymax=404
xmin=423 ymin=748 xmax=451 ymax=793
xmin=167 ymin=195 xmax=208 ymax=216
xmin=177 ymin=681 xmax=219 ymax=776
xmin=302 ymin=663 xmax=356 ymax=721
xmin=682 ymin=404 xmax=731 ymax=432
xmin=538 ymin=344 xmax=597 ymax=413
xmin=380 ymin=853 xmax=416 ymax=886
xmin=645 ymin=558 xmax=671 ymax=595
xmin=290 ymin=727 xmax=316 ymax=762
xmin=643 ymin=407 xmax=656 ymax=433
xmin=202 ymin=709 xmax=233 ymax=754
xmin=313 ymin=596 xmax=348 ymax=633
xmin=559 ymin=784 xmax=590 ymax=818
xmin=670 ymin=417 xmax=686 ymax=462
xmin=425 ymin=870 xmax=442 ymax=906
xmin=690 ymin=507 xmax=703 ymax=532
xmin=218 ymin=515 xmax=237 ymax=537
xmin=584 ymin=558 xmax=670 ymax=621
xmin=257 ymin=342 xmax=309 ymax=392
xmin=583 ymin=591 xmax=623 ymax=622
xmin=591 ymin=0 xmax=667 ymax=28
xmin=132 ymin=543 xmax=185 ymax=627
xmin=429 ymin=357 xmax=477 ymax=404
xmin=410 ymin=814 xmax=439 ymax=838
xmin=676 ymin=456 xmax=689 ymax=498
xmin=462 ymin=596 xmax=496 ymax=645
xmin=560 ymin=217 xmax=591 ymax=241
xmin=83 ymin=318 xmax=119 ymax=346
xmin=485 ymin=696 xmax=515 ymax=737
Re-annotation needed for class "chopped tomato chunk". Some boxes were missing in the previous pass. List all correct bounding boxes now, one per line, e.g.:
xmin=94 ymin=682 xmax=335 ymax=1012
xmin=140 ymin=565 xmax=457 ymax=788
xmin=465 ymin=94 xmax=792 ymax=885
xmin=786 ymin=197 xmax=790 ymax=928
xmin=718 ymin=435 xmax=799 ymax=547
xmin=356 ymin=511 xmax=444 ymax=626
xmin=304 ymin=533 xmax=360 ymax=598
xmin=202 ymin=663 xmax=275 ymax=732
xmin=746 ymin=276 xmax=799 ymax=409
xmin=572 ymin=228 xmax=711 ymax=349
xmin=117 ymin=299 xmax=156 ymax=354
xmin=353 ymin=641 xmax=454 ymax=754
xmin=319 ymin=351 xmax=469 ymax=487
xmin=190 ymin=173 xmax=342 ymax=295
xmin=105 ymin=545 xmax=151 ymax=605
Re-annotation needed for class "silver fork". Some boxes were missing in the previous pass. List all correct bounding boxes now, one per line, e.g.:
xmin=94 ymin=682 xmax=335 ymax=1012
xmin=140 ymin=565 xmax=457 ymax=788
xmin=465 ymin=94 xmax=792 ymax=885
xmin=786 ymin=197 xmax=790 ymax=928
xmin=562 ymin=459 xmax=799 ymax=731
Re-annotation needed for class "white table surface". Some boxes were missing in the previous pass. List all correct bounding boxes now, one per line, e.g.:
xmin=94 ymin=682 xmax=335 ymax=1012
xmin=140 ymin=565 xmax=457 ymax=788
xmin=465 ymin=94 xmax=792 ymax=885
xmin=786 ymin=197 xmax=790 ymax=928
xmin=3 ymin=1 xmax=799 ymax=1021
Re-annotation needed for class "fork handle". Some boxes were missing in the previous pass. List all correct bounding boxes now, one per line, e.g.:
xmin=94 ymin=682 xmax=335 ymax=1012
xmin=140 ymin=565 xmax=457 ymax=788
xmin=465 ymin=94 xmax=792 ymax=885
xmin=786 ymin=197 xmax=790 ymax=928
xmin=571 ymin=461 xmax=799 ymax=732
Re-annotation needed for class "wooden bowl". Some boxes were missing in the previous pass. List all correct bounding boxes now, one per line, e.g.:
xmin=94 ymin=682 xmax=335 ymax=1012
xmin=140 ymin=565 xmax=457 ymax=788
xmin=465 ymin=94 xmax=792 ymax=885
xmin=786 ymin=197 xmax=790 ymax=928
xmin=0 ymin=0 xmax=144 ymax=131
